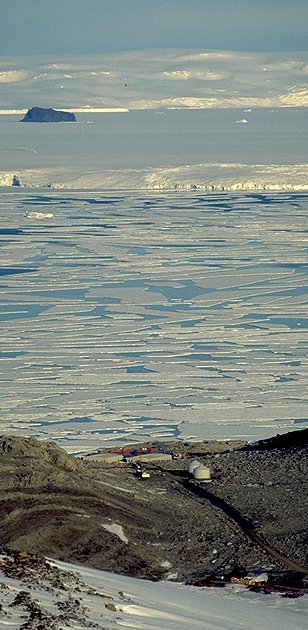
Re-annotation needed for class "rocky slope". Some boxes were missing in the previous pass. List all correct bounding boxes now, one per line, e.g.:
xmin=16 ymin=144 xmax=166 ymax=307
xmin=0 ymin=431 xmax=307 ymax=586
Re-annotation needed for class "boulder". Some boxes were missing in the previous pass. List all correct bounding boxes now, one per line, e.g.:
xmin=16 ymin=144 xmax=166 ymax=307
xmin=20 ymin=107 xmax=76 ymax=123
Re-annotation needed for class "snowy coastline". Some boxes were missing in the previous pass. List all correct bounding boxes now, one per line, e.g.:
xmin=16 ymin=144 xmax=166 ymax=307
xmin=1 ymin=162 xmax=308 ymax=192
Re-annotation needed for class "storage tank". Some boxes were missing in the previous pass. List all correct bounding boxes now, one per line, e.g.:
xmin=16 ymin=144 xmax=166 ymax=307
xmin=193 ymin=465 xmax=211 ymax=481
xmin=187 ymin=460 xmax=201 ymax=475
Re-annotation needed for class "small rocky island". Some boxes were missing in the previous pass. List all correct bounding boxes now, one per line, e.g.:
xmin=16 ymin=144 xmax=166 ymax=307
xmin=20 ymin=106 xmax=76 ymax=123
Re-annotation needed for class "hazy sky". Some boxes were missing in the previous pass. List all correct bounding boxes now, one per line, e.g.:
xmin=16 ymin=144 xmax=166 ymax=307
xmin=0 ymin=0 xmax=307 ymax=56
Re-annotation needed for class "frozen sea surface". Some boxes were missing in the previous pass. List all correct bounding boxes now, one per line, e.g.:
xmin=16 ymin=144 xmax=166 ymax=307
xmin=0 ymin=189 xmax=307 ymax=452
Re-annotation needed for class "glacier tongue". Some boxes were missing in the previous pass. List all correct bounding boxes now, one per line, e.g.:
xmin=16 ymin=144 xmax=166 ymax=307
xmin=0 ymin=163 xmax=307 ymax=191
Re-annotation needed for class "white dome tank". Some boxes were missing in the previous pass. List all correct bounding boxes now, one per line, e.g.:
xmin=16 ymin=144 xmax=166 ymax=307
xmin=187 ymin=460 xmax=201 ymax=474
xmin=193 ymin=465 xmax=211 ymax=481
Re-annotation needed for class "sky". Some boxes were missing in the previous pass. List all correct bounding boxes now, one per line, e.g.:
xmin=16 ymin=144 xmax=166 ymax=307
xmin=0 ymin=0 xmax=307 ymax=56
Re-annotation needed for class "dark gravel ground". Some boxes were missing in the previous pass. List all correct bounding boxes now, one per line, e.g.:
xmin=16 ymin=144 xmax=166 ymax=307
xmin=0 ymin=430 xmax=307 ymax=589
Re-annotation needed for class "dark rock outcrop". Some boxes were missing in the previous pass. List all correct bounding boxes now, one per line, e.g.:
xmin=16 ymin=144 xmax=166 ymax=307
xmin=245 ymin=427 xmax=308 ymax=451
xmin=12 ymin=175 xmax=21 ymax=187
xmin=20 ymin=107 xmax=76 ymax=123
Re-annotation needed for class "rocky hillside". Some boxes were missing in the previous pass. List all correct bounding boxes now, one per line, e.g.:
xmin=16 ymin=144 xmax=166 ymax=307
xmin=0 ymin=431 xmax=307 ymax=585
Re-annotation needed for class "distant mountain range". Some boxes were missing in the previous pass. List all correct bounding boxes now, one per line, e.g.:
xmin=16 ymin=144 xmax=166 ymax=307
xmin=0 ymin=49 xmax=307 ymax=112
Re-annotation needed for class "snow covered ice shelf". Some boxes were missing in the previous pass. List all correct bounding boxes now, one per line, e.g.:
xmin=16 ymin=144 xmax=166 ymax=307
xmin=0 ymin=190 xmax=307 ymax=451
